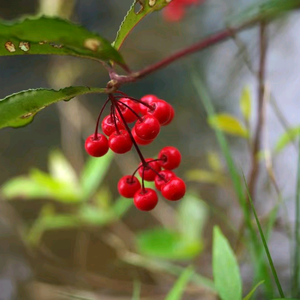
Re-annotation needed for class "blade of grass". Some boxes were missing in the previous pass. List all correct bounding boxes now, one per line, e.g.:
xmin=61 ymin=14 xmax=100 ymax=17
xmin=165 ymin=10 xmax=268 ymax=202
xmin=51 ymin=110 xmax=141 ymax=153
xmin=242 ymin=173 xmax=285 ymax=298
xmin=292 ymin=137 xmax=300 ymax=296
xmin=132 ymin=280 xmax=141 ymax=300
xmin=190 ymin=70 xmax=273 ymax=295
xmin=165 ymin=266 xmax=194 ymax=300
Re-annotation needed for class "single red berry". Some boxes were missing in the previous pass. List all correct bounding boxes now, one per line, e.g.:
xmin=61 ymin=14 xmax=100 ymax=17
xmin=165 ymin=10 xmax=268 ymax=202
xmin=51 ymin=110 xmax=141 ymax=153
xmin=85 ymin=133 xmax=109 ymax=157
xmin=161 ymin=177 xmax=186 ymax=201
xmin=162 ymin=104 xmax=175 ymax=126
xmin=101 ymin=115 xmax=125 ymax=136
xmin=132 ymin=127 xmax=153 ymax=146
xmin=146 ymin=99 xmax=172 ymax=125
xmin=118 ymin=175 xmax=141 ymax=198
xmin=154 ymin=170 xmax=176 ymax=191
xmin=138 ymin=158 xmax=161 ymax=181
xmin=139 ymin=94 xmax=159 ymax=115
xmin=134 ymin=188 xmax=158 ymax=211
xmin=158 ymin=146 xmax=181 ymax=170
xmin=109 ymin=130 xmax=133 ymax=154
xmin=117 ymin=98 xmax=140 ymax=123
xmin=134 ymin=115 xmax=160 ymax=140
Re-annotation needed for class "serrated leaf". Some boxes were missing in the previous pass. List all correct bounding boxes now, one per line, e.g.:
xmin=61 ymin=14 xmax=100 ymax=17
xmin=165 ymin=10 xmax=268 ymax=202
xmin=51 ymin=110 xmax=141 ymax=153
xmin=240 ymin=86 xmax=251 ymax=122
xmin=178 ymin=194 xmax=208 ymax=243
xmin=213 ymin=226 xmax=242 ymax=300
xmin=243 ymin=280 xmax=264 ymax=300
xmin=0 ymin=16 xmax=124 ymax=64
xmin=136 ymin=228 xmax=202 ymax=260
xmin=208 ymin=113 xmax=249 ymax=138
xmin=113 ymin=0 xmax=171 ymax=50
xmin=80 ymin=151 xmax=114 ymax=200
xmin=0 ymin=86 xmax=104 ymax=129
xmin=275 ymin=126 xmax=300 ymax=153
xmin=165 ymin=266 xmax=194 ymax=300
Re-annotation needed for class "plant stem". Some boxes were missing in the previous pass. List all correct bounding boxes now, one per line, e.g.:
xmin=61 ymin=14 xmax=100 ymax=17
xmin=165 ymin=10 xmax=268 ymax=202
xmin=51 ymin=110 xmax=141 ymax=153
xmin=247 ymin=22 xmax=268 ymax=200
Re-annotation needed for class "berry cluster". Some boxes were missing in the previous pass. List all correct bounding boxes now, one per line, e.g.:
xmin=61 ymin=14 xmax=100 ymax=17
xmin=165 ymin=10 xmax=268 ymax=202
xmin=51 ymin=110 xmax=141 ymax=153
xmin=85 ymin=92 xmax=186 ymax=211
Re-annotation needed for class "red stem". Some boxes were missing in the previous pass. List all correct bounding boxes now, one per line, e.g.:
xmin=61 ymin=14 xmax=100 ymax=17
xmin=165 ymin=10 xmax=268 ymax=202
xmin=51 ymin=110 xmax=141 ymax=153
xmin=94 ymin=98 xmax=110 ymax=139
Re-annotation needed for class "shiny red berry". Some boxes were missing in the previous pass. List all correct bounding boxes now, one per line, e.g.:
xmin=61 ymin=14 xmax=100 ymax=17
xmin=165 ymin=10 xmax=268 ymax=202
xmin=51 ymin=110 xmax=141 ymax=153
xmin=101 ymin=115 xmax=125 ymax=136
xmin=118 ymin=175 xmax=141 ymax=198
xmin=154 ymin=170 xmax=176 ymax=191
xmin=134 ymin=115 xmax=160 ymax=140
xmin=146 ymin=100 xmax=172 ymax=125
xmin=109 ymin=130 xmax=133 ymax=154
xmin=139 ymin=94 xmax=159 ymax=115
xmin=158 ymin=146 xmax=181 ymax=170
xmin=132 ymin=127 xmax=153 ymax=146
xmin=85 ymin=133 xmax=109 ymax=157
xmin=161 ymin=177 xmax=186 ymax=201
xmin=117 ymin=98 xmax=140 ymax=123
xmin=138 ymin=159 xmax=161 ymax=181
xmin=162 ymin=104 xmax=175 ymax=126
xmin=134 ymin=188 xmax=158 ymax=211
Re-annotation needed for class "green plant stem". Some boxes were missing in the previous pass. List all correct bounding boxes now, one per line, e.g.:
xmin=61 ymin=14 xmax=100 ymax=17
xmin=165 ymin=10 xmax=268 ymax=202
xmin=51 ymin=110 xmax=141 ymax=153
xmin=292 ymin=137 xmax=300 ymax=296
xmin=243 ymin=174 xmax=285 ymax=298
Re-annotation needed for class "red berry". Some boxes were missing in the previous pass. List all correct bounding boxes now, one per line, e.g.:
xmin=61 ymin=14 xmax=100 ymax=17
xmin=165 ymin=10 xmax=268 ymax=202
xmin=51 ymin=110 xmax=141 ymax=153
xmin=134 ymin=115 xmax=160 ymax=140
xmin=139 ymin=94 xmax=159 ymax=115
xmin=118 ymin=175 xmax=141 ymax=198
xmin=162 ymin=104 xmax=175 ymax=126
xmin=146 ymin=100 xmax=172 ymax=125
xmin=117 ymin=98 xmax=140 ymax=123
xmin=101 ymin=115 xmax=125 ymax=136
xmin=158 ymin=146 xmax=181 ymax=170
xmin=109 ymin=130 xmax=133 ymax=154
xmin=85 ymin=133 xmax=109 ymax=157
xmin=134 ymin=188 xmax=158 ymax=211
xmin=138 ymin=158 xmax=161 ymax=181
xmin=132 ymin=127 xmax=153 ymax=146
xmin=161 ymin=177 xmax=186 ymax=201
xmin=154 ymin=170 xmax=176 ymax=191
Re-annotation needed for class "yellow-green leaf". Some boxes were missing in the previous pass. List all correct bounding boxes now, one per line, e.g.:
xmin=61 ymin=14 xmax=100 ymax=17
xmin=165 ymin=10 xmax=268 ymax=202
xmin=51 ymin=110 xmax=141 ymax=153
xmin=275 ymin=126 xmax=300 ymax=153
xmin=240 ymin=86 xmax=252 ymax=122
xmin=208 ymin=114 xmax=249 ymax=138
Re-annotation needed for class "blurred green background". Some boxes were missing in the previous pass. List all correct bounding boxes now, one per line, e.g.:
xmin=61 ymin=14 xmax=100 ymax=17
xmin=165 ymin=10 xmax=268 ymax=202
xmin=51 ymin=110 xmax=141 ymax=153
xmin=0 ymin=0 xmax=300 ymax=299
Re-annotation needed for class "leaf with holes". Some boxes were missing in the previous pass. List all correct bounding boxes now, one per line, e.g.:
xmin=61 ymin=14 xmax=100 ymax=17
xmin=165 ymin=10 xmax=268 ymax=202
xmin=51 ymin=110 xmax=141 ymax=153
xmin=0 ymin=16 xmax=124 ymax=64
xmin=213 ymin=226 xmax=242 ymax=300
xmin=0 ymin=86 xmax=104 ymax=130
xmin=113 ymin=0 xmax=171 ymax=50
xmin=208 ymin=113 xmax=249 ymax=138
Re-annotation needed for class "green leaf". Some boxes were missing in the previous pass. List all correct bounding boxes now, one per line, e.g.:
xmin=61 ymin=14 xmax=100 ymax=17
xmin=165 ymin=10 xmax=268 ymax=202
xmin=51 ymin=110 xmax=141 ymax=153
xmin=1 ymin=176 xmax=52 ymax=199
xmin=113 ymin=197 xmax=133 ymax=218
xmin=80 ymin=151 xmax=114 ymax=200
xmin=48 ymin=150 xmax=78 ymax=186
xmin=29 ymin=168 xmax=81 ymax=203
xmin=0 ymin=86 xmax=104 ymax=129
xmin=113 ymin=0 xmax=171 ymax=50
xmin=78 ymin=205 xmax=114 ymax=226
xmin=213 ymin=226 xmax=242 ymax=300
xmin=136 ymin=228 xmax=202 ymax=260
xmin=0 ymin=16 xmax=124 ymax=64
xmin=165 ymin=266 xmax=194 ymax=300
xmin=275 ymin=126 xmax=300 ymax=153
xmin=178 ymin=194 xmax=208 ymax=242
xmin=207 ymin=151 xmax=223 ymax=172
xmin=208 ymin=113 xmax=249 ymax=138
xmin=243 ymin=281 xmax=264 ymax=300
xmin=185 ymin=169 xmax=226 ymax=186
xmin=240 ymin=86 xmax=252 ymax=122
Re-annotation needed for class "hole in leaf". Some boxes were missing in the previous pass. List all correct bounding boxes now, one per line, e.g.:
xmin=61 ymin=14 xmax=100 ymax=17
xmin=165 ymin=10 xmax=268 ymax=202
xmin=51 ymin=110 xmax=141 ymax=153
xmin=84 ymin=38 xmax=101 ymax=51
xmin=134 ymin=0 xmax=144 ymax=14
xmin=5 ymin=41 xmax=16 ymax=52
xmin=19 ymin=42 xmax=30 ymax=52
xmin=149 ymin=0 xmax=156 ymax=7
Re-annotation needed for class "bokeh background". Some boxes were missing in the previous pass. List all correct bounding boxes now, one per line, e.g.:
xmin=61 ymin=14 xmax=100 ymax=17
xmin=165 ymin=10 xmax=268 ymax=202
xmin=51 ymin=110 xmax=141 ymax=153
xmin=0 ymin=0 xmax=299 ymax=299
